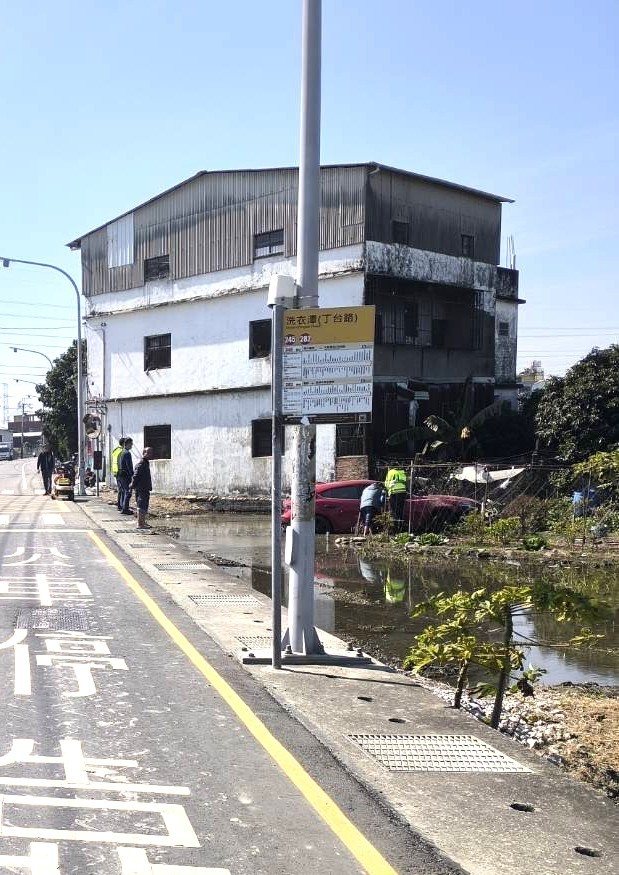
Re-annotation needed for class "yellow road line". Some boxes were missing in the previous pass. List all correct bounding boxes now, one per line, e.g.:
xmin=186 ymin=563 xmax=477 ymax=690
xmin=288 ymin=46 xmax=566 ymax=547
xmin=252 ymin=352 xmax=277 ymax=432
xmin=88 ymin=530 xmax=399 ymax=875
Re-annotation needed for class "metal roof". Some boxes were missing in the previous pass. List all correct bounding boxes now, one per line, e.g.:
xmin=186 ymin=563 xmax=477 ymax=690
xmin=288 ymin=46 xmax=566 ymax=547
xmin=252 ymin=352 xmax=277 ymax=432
xmin=67 ymin=162 xmax=513 ymax=249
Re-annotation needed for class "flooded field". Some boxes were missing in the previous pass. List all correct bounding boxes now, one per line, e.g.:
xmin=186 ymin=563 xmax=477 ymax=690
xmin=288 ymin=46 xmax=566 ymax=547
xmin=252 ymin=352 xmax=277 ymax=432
xmin=170 ymin=513 xmax=619 ymax=687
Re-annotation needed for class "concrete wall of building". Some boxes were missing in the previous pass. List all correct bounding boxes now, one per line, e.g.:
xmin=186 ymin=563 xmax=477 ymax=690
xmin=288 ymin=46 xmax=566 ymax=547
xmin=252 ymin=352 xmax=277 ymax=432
xmin=105 ymin=392 xmax=336 ymax=495
xmin=86 ymin=248 xmax=361 ymax=494
xmin=495 ymin=297 xmax=519 ymax=384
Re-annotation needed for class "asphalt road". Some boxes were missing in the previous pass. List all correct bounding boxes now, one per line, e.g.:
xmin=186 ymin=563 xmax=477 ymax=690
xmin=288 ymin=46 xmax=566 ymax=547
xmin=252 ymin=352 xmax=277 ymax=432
xmin=0 ymin=459 xmax=461 ymax=875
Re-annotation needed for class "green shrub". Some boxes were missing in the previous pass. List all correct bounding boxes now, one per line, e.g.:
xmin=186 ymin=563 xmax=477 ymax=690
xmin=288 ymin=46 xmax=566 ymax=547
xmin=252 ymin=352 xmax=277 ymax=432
xmin=416 ymin=533 xmax=445 ymax=546
xmin=455 ymin=511 xmax=487 ymax=543
xmin=487 ymin=517 xmax=521 ymax=545
xmin=546 ymin=497 xmax=575 ymax=535
xmin=502 ymin=495 xmax=548 ymax=534
xmin=522 ymin=534 xmax=547 ymax=551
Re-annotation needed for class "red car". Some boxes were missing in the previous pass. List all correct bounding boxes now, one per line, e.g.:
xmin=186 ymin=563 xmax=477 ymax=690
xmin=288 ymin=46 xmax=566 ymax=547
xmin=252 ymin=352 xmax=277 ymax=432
xmin=281 ymin=479 xmax=477 ymax=534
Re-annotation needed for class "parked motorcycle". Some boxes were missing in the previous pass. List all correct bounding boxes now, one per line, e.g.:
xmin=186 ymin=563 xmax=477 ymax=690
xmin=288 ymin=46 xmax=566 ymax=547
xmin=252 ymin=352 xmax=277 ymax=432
xmin=51 ymin=461 xmax=75 ymax=501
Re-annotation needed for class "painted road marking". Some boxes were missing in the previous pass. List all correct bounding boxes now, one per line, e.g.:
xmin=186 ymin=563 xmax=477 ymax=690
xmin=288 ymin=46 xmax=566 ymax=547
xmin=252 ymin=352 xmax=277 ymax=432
xmin=0 ymin=794 xmax=201 ymax=846
xmin=41 ymin=514 xmax=65 ymax=527
xmin=89 ymin=530 xmax=400 ymax=875
xmin=118 ymin=846 xmax=231 ymax=874
xmin=0 ymin=737 xmax=191 ymax=796
xmin=0 ymin=489 xmax=14 ymax=495
xmin=0 ymin=513 xmax=9 ymax=525
xmin=0 ymin=574 xmax=92 ymax=605
xmin=0 ymin=841 xmax=60 ymax=874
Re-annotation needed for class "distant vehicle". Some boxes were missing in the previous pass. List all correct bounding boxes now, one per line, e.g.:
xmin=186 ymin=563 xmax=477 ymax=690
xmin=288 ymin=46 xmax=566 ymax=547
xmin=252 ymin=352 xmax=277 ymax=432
xmin=281 ymin=478 xmax=478 ymax=534
xmin=0 ymin=432 xmax=14 ymax=461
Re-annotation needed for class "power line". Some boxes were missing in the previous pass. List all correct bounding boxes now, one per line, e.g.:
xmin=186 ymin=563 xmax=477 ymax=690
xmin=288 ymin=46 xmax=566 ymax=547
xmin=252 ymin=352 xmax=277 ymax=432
xmin=0 ymin=297 xmax=73 ymax=309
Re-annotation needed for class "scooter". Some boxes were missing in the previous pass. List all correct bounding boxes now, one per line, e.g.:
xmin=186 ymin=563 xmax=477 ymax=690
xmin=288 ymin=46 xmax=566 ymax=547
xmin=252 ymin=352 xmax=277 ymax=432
xmin=51 ymin=461 xmax=75 ymax=501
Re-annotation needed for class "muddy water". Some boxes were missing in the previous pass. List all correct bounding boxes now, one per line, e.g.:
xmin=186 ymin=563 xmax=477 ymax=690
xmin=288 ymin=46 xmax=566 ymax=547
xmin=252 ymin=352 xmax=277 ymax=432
xmin=171 ymin=513 xmax=619 ymax=687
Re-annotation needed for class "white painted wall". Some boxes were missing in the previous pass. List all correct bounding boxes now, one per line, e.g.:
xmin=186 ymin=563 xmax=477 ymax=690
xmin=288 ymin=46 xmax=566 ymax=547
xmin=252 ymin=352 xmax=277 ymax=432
xmin=86 ymin=246 xmax=362 ymax=494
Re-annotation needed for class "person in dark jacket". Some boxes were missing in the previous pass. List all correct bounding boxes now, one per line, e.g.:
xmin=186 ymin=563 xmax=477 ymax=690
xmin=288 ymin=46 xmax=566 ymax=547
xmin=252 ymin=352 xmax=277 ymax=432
xmin=130 ymin=447 xmax=154 ymax=529
xmin=117 ymin=437 xmax=134 ymax=515
xmin=37 ymin=446 xmax=55 ymax=495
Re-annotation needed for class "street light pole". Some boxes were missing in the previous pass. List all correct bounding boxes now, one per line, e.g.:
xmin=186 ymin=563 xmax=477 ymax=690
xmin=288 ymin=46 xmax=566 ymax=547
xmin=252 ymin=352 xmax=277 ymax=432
xmin=12 ymin=347 xmax=53 ymax=369
xmin=286 ymin=0 xmax=323 ymax=655
xmin=1 ymin=256 xmax=85 ymax=495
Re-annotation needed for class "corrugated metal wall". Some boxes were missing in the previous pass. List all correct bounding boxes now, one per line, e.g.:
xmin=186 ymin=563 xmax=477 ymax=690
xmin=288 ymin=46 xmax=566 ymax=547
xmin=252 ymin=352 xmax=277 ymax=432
xmin=366 ymin=169 xmax=502 ymax=265
xmin=81 ymin=166 xmax=367 ymax=297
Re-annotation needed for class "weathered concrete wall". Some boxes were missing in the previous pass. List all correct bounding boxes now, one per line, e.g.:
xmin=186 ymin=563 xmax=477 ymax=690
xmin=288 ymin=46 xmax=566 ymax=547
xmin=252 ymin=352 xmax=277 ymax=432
xmin=86 ymin=246 xmax=357 ymax=494
xmin=495 ymin=297 xmax=519 ymax=385
xmin=104 ymin=393 xmax=336 ymax=496
xmin=365 ymin=241 xmax=518 ymax=296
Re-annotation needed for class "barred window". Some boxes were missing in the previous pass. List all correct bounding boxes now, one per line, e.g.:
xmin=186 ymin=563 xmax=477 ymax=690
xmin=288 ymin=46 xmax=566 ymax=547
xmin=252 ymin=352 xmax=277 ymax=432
xmin=249 ymin=320 xmax=271 ymax=358
xmin=254 ymin=229 xmax=284 ymax=259
xmin=392 ymin=220 xmax=409 ymax=245
xmin=144 ymin=334 xmax=171 ymax=371
xmin=144 ymin=255 xmax=170 ymax=281
xmin=143 ymin=425 xmax=171 ymax=459
xmin=251 ymin=419 xmax=285 ymax=457
xmin=461 ymin=234 xmax=475 ymax=258
xmin=498 ymin=321 xmax=510 ymax=337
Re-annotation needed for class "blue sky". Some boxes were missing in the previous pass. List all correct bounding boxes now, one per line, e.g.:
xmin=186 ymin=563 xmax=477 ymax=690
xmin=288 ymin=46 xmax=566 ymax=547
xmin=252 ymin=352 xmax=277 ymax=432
xmin=0 ymin=0 xmax=616 ymax=420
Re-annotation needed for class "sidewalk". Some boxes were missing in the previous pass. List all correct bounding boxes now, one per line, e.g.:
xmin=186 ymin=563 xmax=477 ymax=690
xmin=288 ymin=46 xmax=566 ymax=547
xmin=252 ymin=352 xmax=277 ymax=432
xmin=79 ymin=498 xmax=618 ymax=875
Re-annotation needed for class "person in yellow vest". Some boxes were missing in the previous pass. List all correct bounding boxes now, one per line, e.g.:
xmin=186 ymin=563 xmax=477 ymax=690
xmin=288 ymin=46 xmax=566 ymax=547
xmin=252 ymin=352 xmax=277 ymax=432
xmin=111 ymin=438 xmax=125 ymax=510
xmin=384 ymin=465 xmax=407 ymax=532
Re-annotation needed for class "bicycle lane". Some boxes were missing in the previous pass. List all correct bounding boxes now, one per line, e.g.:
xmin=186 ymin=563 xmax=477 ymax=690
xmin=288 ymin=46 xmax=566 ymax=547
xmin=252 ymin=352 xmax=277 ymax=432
xmin=0 ymin=513 xmax=424 ymax=874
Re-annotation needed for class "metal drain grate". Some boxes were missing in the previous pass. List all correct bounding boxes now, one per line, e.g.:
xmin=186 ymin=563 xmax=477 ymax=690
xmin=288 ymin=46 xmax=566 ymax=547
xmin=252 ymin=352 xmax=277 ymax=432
xmin=189 ymin=594 xmax=260 ymax=606
xmin=155 ymin=562 xmax=210 ymax=571
xmin=237 ymin=636 xmax=273 ymax=648
xmin=114 ymin=528 xmax=136 ymax=533
xmin=15 ymin=607 xmax=90 ymax=632
xmin=348 ymin=734 xmax=531 ymax=773
xmin=128 ymin=543 xmax=163 ymax=548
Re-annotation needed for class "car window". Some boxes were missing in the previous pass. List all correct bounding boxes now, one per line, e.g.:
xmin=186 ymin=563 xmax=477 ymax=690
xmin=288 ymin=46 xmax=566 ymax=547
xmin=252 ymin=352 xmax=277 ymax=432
xmin=321 ymin=486 xmax=361 ymax=500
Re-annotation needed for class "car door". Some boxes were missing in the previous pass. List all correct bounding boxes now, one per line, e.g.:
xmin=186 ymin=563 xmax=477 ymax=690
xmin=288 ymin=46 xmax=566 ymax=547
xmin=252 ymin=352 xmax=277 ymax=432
xmin=319 ymin=485 xmax=365 ymax=533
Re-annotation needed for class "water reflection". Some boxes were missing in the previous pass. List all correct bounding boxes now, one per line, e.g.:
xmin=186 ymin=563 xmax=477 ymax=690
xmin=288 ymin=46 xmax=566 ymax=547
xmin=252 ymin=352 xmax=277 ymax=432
xmin=172 ymin=513 xmax=618 ymax=686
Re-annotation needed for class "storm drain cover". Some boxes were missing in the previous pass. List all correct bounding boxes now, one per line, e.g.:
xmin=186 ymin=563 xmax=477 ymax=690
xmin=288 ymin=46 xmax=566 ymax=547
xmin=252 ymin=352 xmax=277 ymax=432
xmin=114 ymin=528 xmax=136 ymax=533
xmin=237 ymin=636 xmax=273 ymax=649
xmin=189 ymin=594 xmax=260 ymax=606
xmin=348 ymin=734 xmax=531 ymax=773
xmin=155 ymin=562 xmax=210 ymax=571
xmin=15 ymin=607 xmax=90 ymax=632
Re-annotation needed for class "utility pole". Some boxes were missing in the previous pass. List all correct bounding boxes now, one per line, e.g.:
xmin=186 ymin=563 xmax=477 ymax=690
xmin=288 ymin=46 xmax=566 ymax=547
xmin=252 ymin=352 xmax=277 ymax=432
xmin=286 ymin=0 xmax=323 ymax=655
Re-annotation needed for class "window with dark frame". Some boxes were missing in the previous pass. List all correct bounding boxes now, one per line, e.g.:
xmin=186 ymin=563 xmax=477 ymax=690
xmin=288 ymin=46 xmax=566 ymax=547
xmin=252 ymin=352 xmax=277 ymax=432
xmin=461 ymin=234 xmax=475 ymax=258
xmin=143 ymin=424 xmax=171 ymax=459
xmin=432 ymin=318 xmax=448 ymax=348
xmin=249 ymin=319 xmax=272 ymax=359
xmin=253 ymin=229 xmax=284 ymax=259
xmin=144 ymin=254 xmax=170 ymax=281
xmin=251 ymin=419 xmax=285 ymax=458
xmin=498 ymin=321 xmax=510 ymax=337
xmin=144 ymin=334 xmax=171 ymax=371
xmin=392 ymin=220 xmax=410 ymax=245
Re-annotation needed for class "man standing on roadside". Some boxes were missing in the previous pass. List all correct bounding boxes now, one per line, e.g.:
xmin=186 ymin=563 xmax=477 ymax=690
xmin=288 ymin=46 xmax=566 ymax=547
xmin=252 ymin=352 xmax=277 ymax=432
xmin=37 ymin=445 xmax=55 ymax=495
xmin=384 ymin=464 xmax=408 ymax=533
xmin=118 ymin=437 xmax=134 ymax=515
xmin=130 ymin=446 xmax=154 ymax=530
xmin=111 ymin=438 xmax=125 ymax=509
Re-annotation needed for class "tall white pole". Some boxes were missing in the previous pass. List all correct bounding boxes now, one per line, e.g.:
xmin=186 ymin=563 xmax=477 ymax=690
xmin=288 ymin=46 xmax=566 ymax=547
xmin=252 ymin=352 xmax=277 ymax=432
xmin=287 ymin=0 xmax=323 ymax=655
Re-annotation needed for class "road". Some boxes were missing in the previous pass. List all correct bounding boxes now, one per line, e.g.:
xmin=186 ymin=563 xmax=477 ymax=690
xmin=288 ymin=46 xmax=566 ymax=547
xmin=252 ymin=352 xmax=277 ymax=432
xmin=0 ymin=459 xmax=459 ymax=875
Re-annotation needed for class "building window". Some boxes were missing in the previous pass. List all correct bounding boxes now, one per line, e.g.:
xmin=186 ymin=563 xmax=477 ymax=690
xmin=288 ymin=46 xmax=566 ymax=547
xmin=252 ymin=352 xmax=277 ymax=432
xmin=251 ymin=419 xmax=285 ymax=458
xmin=392 ymin=220 xmax=410 ymax=245
xmin=249 ymin=319 xmax=272 ymax=359
xmin=144 ymin=334 xmax=171 ymax=371
xmin=498 ymin=321 xmax=510 ymax=337
xmin=144 ymin=255 xmax=170 ymax=282
xmin=143 ymin=424 xmax=171 ymax=459
xmin=461 ymin=234 xmax=475 ymax=258
xmin=254 ymin=229 xmax=284 ymax=259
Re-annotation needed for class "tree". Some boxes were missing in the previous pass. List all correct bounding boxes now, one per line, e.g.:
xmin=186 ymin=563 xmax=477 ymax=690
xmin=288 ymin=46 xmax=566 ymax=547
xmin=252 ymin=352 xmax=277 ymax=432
xmin=405 ymin=583 xmax=605 ymax=726
xmin=535 ymin=345 xmax=619 ymax=464
xmin=387 ymin=377 xmax=503 ymax=460
xmin=36 ymin=341 xmax=85 ymax=459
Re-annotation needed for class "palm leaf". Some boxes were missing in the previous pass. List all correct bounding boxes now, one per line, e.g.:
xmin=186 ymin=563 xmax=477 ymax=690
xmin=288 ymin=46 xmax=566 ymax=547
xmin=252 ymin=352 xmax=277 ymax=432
xmin=386 ymin=426 xmax=439 ymax=447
